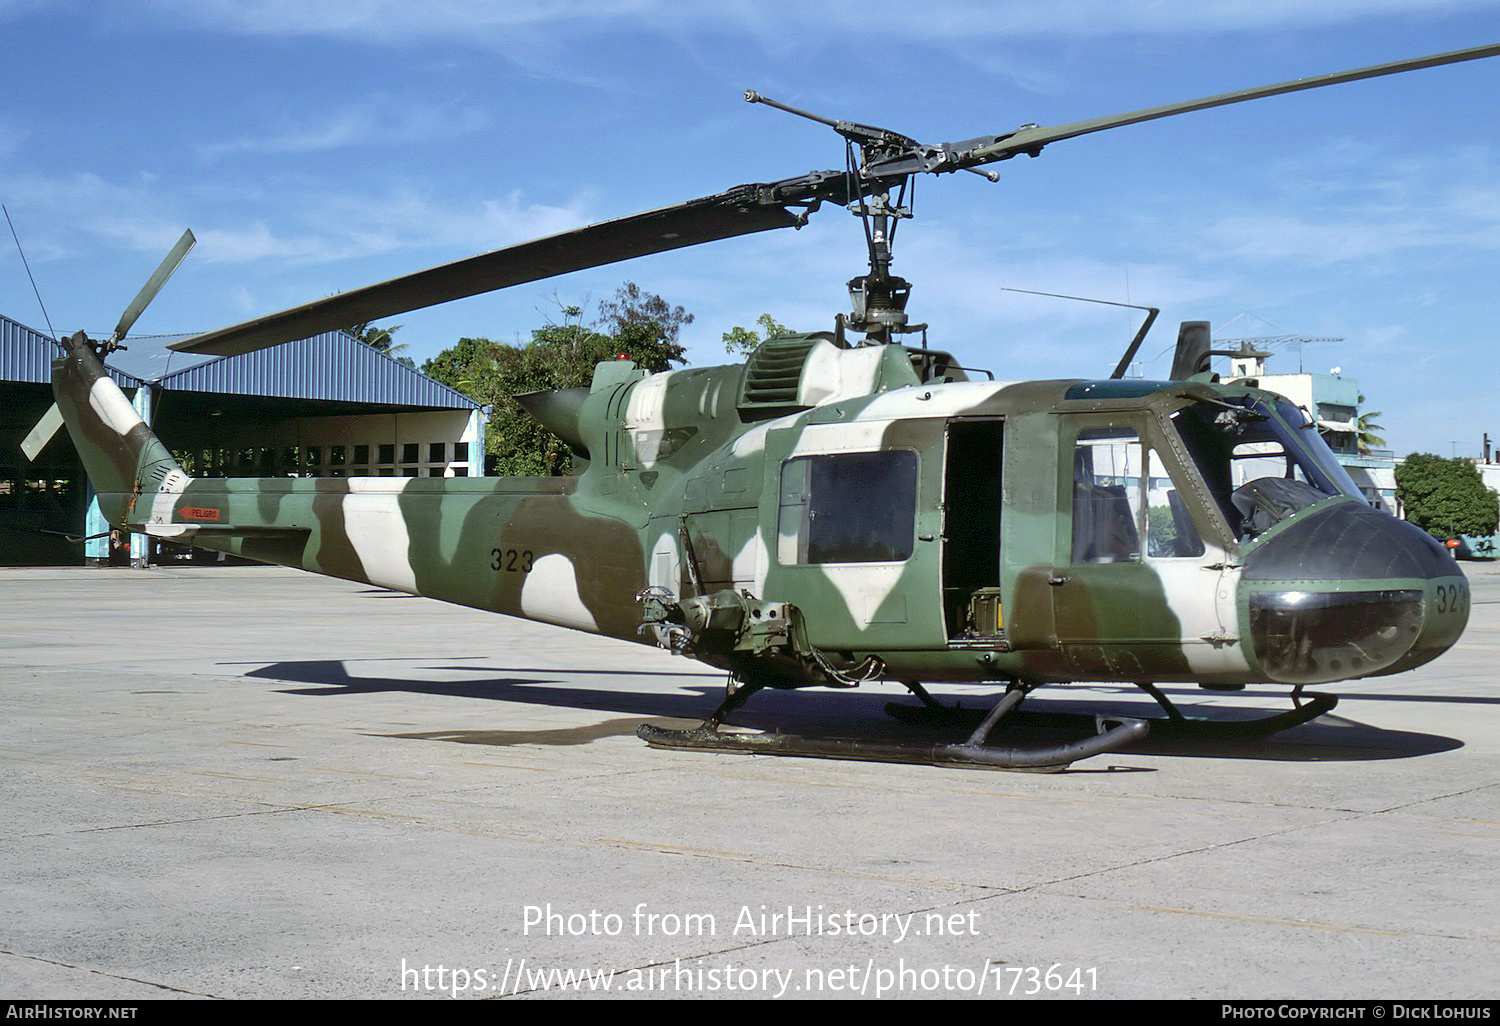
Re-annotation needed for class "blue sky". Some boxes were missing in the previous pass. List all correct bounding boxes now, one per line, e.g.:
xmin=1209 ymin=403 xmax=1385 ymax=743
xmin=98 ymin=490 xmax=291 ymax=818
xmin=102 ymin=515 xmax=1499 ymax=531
xmin=3 ymin=1 xmax=1498 ymax=457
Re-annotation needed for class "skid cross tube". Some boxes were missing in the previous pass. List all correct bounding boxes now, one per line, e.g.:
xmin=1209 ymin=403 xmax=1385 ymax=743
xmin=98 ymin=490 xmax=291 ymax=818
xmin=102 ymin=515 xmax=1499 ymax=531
xmin=887 ymin=683 xmax=1340 ymax=743
xmin=637 ymin=683 xmax=1149 ymax=772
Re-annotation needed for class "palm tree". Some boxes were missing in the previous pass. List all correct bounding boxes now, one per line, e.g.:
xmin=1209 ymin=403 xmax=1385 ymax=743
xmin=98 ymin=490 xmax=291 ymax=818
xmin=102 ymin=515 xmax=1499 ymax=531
xmin=344 ymin=321 xmax=413 ymax=367
xmin=1356 ymin=394 xmax=1386 ymax=454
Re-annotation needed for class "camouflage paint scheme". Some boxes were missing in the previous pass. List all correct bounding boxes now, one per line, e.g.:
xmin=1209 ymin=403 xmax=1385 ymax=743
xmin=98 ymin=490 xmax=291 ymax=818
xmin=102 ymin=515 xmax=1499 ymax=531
xmin=55 ymin=326 xmax=1470 ymax=699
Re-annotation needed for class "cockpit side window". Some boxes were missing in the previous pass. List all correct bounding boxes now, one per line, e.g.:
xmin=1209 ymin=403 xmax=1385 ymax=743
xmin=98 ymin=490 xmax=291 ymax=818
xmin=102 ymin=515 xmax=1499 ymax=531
xmin=1071 ymin=428 xmax=1205 ymax=564
xmin=1146 ymin=448 xmax=1206 ymax=558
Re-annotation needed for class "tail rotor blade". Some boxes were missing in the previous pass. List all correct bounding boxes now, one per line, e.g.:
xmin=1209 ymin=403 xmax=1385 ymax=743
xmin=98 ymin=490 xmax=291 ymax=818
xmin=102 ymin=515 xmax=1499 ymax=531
xmin=112 ymin=229 xmax=196 ymax=344
xmin=20 ymin=402 xmax=64 ymax=461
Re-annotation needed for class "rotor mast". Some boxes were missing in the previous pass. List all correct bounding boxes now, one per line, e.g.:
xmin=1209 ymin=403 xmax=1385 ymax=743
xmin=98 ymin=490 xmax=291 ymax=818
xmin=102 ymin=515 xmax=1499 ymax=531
xmin=745 ymin=90 xmax=936 ymax=345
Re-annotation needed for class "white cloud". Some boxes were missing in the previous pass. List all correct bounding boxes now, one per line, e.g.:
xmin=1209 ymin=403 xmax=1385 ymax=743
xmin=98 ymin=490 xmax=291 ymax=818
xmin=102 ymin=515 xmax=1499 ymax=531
xmin=1201 ymin=178 xmax=1500 ymax=268
xmin=3 ymin=172 xmax=179 ymax=261
xmin=193 ymin=188 xmax=598 ymax=266
xmin=3 ymin=168 xmax=596 ymax=270
xmin=144 ymin=0 xmax=1500 ymax=47
xmin=199 ymin=95 xmax=490 ymax=160
xmin=0 ymin=0 xmax=46 ymax=20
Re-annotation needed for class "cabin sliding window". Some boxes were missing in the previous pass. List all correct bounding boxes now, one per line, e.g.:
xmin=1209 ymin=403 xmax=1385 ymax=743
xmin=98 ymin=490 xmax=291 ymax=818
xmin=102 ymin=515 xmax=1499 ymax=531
xmin=1072 ymin=428 xmax=1204 ymax=563
xmin=778 ymin=451 xmax=918 ymax=564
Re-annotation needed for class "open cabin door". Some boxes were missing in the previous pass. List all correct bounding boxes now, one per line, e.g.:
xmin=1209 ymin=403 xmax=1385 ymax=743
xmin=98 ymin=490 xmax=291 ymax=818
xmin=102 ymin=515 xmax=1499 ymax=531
xmin=942 ymin=419 xmax=1005 ymax=645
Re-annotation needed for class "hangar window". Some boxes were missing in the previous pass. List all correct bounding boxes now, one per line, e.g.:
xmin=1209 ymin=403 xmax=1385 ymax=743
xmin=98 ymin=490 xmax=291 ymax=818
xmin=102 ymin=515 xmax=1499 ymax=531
xmin=778 ymin=450 xmax=918 ymax=564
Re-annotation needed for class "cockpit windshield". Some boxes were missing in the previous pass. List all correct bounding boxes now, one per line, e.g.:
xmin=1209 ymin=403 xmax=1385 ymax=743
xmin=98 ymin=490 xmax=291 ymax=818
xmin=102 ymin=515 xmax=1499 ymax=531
xmin=1171 ymin=395 xmax=1365 ymax=541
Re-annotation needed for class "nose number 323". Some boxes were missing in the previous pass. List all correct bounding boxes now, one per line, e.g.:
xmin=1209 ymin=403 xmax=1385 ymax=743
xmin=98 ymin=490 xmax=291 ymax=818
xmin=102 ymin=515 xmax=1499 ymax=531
xmin=1434 ymin=583 xmax=1468 ymax=616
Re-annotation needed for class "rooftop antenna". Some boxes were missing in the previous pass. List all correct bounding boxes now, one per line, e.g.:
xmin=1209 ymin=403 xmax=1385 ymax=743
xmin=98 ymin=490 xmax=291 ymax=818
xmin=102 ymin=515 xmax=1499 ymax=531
xmin=1214 ymin=314 xmax=1342 ymax=374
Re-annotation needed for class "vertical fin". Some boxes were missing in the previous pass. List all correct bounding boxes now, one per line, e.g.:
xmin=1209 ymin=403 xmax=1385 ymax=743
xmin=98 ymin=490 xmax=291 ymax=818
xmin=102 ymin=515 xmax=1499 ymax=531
xmin=52 ymin=331 xmax=188 ymax=527
xmin=1169 ymin=321 xmax=1212 ymax=381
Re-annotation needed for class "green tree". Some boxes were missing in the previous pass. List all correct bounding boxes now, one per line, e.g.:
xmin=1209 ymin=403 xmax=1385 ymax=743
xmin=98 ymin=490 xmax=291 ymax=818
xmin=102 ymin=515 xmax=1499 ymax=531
xmin=421 ymin=285 xmax=691 ymax=476
xmin=722 ymin=313 xmax=792 ymax=356
xmin=344 ymin=320 xmax=415 ymax=368
xmin=597 ymin=282 xmax=693 ymax=372
xmin=1394 ymin=453 xmax=1499 ymax=540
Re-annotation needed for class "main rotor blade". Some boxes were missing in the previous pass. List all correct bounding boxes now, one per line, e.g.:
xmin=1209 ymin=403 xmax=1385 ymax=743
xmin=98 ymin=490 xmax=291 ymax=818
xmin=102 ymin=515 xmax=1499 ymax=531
xmin=170 ymin=187 xmax=814 ymax=358
xmin=963 ymin=42 xmax=1500 ymax=167
xmin=113 ymin=229 xmax=196 ymax=343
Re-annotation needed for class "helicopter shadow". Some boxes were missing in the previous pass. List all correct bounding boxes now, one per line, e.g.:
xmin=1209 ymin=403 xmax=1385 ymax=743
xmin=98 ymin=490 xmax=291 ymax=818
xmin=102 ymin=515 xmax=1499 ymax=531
xmin=1004 ymin=691 xmax=1465 ymax=764
xmin=235 ymin=659 xmax=1464 ymax=765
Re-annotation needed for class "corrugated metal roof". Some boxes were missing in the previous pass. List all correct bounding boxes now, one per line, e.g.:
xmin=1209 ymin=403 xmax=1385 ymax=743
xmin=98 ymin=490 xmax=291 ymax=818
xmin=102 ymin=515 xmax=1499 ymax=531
xmin=0 ymin=314 xmax=143 ymax=388
xmin=111 ymin=331 xmax=478 ymax=409
xmin=2 ymin=313 xmax=478 ymax=410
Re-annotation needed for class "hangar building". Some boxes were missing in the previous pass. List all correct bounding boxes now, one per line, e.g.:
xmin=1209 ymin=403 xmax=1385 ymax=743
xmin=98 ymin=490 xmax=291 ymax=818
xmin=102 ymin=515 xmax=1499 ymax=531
xmin=1 ymin=313 xmax=484 ymax=566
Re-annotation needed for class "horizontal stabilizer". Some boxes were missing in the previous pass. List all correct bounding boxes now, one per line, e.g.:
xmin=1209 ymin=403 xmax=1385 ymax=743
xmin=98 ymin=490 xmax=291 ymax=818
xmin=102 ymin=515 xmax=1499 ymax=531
xmin=144 ymin=524 xmax=312 ymax=539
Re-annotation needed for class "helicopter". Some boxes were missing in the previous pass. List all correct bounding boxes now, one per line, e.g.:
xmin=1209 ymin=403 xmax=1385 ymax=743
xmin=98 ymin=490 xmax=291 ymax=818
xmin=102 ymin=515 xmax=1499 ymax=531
xmin=31 ymin=42 xmax=1497 ymax=771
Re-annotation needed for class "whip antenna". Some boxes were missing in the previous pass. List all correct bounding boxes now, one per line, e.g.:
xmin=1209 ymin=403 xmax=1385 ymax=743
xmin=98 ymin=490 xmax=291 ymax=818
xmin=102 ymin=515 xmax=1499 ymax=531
xmin=3 ymin=204 xmax=58 ymax=341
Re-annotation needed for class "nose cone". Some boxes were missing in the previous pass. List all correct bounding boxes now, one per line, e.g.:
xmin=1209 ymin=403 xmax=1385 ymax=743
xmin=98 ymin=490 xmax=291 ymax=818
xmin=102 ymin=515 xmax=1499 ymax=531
xmin=1241 ymin=501 xmax=1469 ymax=685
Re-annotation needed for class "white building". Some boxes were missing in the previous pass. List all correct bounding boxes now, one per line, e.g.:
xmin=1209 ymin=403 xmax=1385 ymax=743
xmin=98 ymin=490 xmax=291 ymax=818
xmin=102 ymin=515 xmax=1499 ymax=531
xmin=1222 ymin=344 xmax=1500 ymax=554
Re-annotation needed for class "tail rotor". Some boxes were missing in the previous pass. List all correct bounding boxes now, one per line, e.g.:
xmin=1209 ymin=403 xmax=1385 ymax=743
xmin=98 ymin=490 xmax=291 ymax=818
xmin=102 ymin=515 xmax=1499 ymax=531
xmin=20 ymin=229 xmax=195 ymax=461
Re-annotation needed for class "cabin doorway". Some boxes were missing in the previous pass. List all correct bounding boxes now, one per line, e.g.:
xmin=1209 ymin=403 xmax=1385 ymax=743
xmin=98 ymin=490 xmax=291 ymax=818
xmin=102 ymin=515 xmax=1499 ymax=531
xmin=942 ymin=418 xmax=1003 ymax=641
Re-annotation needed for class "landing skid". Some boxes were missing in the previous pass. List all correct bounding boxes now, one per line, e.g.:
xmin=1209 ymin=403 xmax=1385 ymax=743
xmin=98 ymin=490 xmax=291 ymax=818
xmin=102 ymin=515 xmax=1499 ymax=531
xmin=637 ymin=681 xmax=1149 ymax=772
xmin=885 ymin=682 xmax=1338 ymax=742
